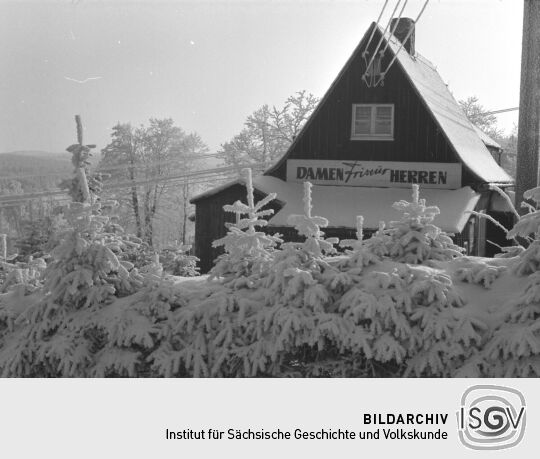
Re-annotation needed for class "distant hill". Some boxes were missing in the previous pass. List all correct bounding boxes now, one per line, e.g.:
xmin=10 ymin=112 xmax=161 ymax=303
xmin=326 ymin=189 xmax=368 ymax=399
xmin=1 ymin=150 xmax=69 ymax=158
xmin=0 ymin=151 xmax=73 ymax=192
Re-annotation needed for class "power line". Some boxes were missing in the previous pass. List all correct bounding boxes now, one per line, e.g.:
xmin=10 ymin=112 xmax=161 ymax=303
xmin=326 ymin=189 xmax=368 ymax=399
xmin=484 ymin=107 xmax=519 ymax=116
xmin=95 ymin=152 xmax=223 ymax=173
xmin=376 ymin=0 xmax=430 ymax=86
xmin=0 ymin=172 xmax=68 ymax=180
xmin=0 ymin=163 xmax=267 ymax=205
xmin=362 ymin=0 xmax=403 ymax=86
xmin=102 ymin=164 xmax=264 ymax=190
xmin=363 ymin=0 xmax=389 ymax=55
xmin=378 ymin=0 xmax=409 ymax=59
xmin=0 ymin=152 xmax=226 ymax=182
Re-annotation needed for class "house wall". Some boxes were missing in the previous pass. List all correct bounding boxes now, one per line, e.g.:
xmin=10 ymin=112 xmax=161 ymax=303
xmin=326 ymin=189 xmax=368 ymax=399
xmin=268 ymin=27 xmax=477 ymax=187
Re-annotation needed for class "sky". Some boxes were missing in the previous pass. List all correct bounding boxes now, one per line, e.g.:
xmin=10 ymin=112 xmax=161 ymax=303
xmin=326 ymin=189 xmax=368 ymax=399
xmin=0 ymin=0 xmax=524 ymax=155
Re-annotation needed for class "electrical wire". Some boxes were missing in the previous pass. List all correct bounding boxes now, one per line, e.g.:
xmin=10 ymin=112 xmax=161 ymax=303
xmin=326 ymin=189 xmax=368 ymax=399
xmin=375 ymin=0 xmax=430 ymax=86
xmin=362 ymin=0 xmax=403 ymax=86
xmin=0 ymin=163 xmax=266 ymax=205
xmin=95 ymin=152 xmax=223 ymax=173
xmin=377 ymin=0 xmax=408 ymax=60
xmin=484 ymin=107 xmax=519 ymax=115
xmin=362 ymin=0 xmax=389 ymax=59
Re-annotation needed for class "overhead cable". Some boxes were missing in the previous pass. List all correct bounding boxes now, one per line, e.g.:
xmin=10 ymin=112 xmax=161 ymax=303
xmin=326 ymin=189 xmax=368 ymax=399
xmin=362 ymin=0 xmax=403 ymax=86
xmin=376 ymin=0 xmax=430 ymax=86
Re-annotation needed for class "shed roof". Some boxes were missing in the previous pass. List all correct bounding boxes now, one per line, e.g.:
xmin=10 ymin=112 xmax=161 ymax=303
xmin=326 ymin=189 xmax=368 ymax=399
xmin=255 ymin=176 xmax=479 ymax=233
xmin=191 ymin=175 xmax=480 ymax=233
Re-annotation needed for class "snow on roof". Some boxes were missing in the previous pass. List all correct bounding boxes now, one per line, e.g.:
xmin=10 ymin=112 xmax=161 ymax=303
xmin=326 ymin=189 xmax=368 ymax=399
xmin=253 ymin=176 xmax=480 ymax=234
xmin=472 ymin=125 xmax=502 ymax=150
xmin=383 ymin=31 xmax=511 ymax=184
xmin=190 ymin=179 xmax=242 ymax=203
xmin=490 ymin=189 xmax=515 ymax=213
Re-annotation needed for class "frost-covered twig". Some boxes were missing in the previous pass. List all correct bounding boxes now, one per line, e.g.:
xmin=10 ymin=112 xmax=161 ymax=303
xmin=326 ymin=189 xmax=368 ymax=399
xmin=466 ymin=210 xmax=511 ymax=236
xmin=489 ymin=185 xmax=519 ymax=220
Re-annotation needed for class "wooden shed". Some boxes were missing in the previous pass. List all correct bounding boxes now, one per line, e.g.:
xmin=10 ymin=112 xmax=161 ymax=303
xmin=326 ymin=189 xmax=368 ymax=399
xmin=191 ymin=18 xmax=514 ymax=273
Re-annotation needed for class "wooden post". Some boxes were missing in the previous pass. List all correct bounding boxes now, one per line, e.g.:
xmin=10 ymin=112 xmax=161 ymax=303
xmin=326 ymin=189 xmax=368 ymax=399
xmin=515 ymin=0 xmax=540 ymax=211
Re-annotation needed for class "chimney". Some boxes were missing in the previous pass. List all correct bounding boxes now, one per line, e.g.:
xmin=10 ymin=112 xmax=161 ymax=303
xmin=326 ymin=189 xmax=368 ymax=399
xmin=390 ymin=17 xmax=415 ymax=55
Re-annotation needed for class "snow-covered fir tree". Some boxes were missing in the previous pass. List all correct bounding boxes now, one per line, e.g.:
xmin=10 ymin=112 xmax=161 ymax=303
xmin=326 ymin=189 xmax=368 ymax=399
xmin=339 ymin=216 xmax=380 ymax=270
xmin=338 ymin=263 xmax=485 ymax=376
xmin=384 ymin=184 xmax=463 ymax=264
xmin=148 ymin=181 xmax=373 ymax=377
xmin=210 ymin=168 xmax=281 ymax=288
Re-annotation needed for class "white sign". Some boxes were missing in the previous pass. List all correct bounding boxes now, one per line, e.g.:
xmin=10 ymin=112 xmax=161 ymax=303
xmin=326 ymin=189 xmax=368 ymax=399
xmin=287 ymin=160 xmax=462 ymax=189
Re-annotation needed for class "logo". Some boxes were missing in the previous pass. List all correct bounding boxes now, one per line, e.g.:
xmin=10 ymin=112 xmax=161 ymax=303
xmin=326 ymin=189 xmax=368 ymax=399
xmin=457 ymin=385 xmax=526 ymax=450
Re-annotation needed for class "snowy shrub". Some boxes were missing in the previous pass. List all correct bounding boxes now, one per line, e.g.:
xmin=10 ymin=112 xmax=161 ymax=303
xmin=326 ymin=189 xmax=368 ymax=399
xmin=14 ymin=218 xmax=53 ymax=259
xmin=148 ymin=282 xmax=373 ymax=377
xmin=480 ymin=186 xmax=540 ymax=376
xmin=147 ymin=182 xmax=374 ymax=377
xmin=339 ymin=216 xmax=381 ymax=270
xmin=261 ymin=181 xmax=343 ymax=304
xmin=483 ymin=270 xmax=540 ymax=377
xmin=338 ymin=264 xmax=485 ymax=377
xmin=0 ymin=201 xmax=145 ymax=376
xmin=87 ymin=275 xmax=191 ymax=377
xmin=210 ymin=168 xmax=281 ymax=288
xmin=0 ymin=257 xmax=46 ymax=294
xmin=506 ymin=186 xmax=540 ymax=276
xmin=159 ymin=244 xmax=199 ymax=277
xmin=384 ymin=185 xmax=463 ymax=264
xmin=454 ymin=258 xmax=506 ymax=289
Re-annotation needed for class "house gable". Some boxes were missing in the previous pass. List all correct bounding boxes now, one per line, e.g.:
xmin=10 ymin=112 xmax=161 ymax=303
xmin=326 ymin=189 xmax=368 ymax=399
xmin=266 ymin=22 xmax=512 ymax=187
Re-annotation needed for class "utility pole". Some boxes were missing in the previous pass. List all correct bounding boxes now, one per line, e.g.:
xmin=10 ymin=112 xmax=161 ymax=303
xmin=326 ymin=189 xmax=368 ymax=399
xmin=515 ymin=0 xmax=540 ymax=211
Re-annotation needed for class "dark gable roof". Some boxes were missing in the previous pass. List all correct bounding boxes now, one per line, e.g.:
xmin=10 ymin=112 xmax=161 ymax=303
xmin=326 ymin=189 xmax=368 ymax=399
xmin=266 ymin=22 xmax=512 ymax=184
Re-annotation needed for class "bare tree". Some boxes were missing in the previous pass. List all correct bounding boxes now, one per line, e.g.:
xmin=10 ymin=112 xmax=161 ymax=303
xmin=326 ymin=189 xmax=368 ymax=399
xmin=100 ymin=119 xmax=208 ymax=246
xmin=219 ymin=90 xmax=319 ymax=172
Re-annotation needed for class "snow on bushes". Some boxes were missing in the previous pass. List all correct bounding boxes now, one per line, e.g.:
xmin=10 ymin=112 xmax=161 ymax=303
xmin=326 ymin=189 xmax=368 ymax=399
xmin=147 ymin=181 xmax=366 ymax=377
xmin=384 ymin=184 xmax=464 ymax=263
xmin=454 ymin=258 xmax=507 ymax=289
xmin=339 ymin=263 xmax=485 ymax=376
xmin=159 ymin=244 xmax=199 ymax=277
xmin=1 ymin=174 xmax=534 ymax=378
xmin=0 ymin=201 xmax=145 ymax=376
xmin=143 ymin=181 xmax=483 ymax=377
xmin=479 ymin=186 xmax=540 ymax=377
xmin=210 ymin=168 xmax=281 ymax=288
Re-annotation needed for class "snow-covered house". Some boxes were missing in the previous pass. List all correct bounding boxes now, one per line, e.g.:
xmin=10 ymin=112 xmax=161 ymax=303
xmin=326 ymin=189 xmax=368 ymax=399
xmin=191 ymin=18 xmax=514 ymax=272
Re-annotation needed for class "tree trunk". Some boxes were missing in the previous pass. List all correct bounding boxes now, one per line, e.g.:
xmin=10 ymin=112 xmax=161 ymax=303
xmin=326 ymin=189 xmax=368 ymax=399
xmin=130 ymin=185 xmax=142 ymax=238
xmin=128 ymin=132 xmax=143 ymax=238
xmin=143 ymin=189 xmax=153 ymax=246
xmin=182 ymin=183 xmax=188 ymax=245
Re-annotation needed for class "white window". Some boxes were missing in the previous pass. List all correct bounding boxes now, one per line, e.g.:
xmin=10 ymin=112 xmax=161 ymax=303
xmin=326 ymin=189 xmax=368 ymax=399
xmin=351 ymin=104 xmax=394 ymax=140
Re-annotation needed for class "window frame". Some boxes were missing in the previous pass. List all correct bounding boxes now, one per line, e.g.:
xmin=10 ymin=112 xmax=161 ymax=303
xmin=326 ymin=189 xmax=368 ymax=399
xmin=350 ymin=103 xmax=395 ymax=141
